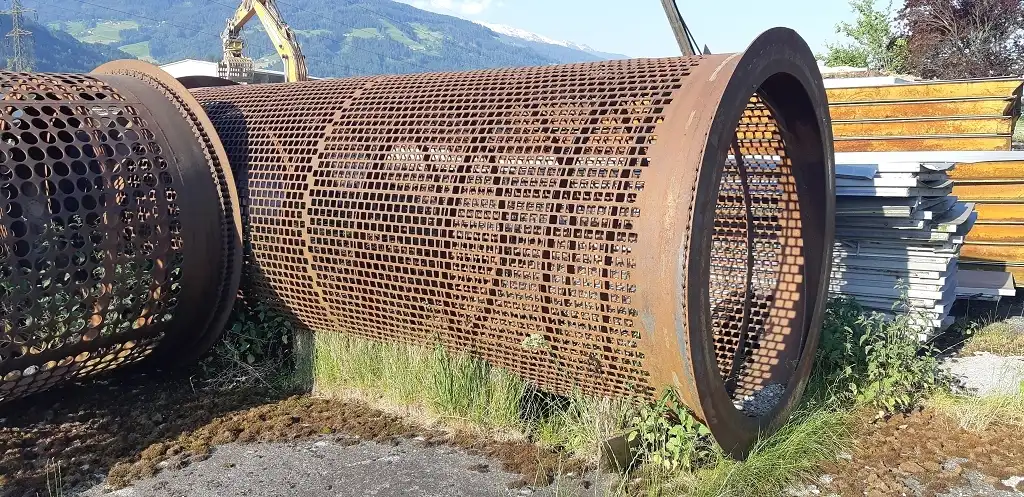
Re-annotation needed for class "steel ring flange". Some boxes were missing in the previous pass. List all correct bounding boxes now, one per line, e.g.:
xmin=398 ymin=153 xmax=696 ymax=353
xmin=638 ymin=27 xmax=834 ymax=456
xmin=92 ymin=60 xmax=244 ymax=367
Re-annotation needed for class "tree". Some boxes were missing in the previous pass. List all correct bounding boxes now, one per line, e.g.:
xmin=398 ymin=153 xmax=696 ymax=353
xmin=820 ymin=0 xmax=907 ymax=73
xmin=898 ymin=0 xmax=1024 ymax=79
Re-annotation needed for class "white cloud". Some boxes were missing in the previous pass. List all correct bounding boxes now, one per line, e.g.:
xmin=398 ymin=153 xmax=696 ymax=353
xmin=406 ymin=0 xmax=495 ymax=17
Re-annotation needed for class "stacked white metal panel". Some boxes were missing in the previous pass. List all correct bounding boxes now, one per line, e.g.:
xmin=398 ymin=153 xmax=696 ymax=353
xmin=831 ymin=158 xmax=977 ymax=340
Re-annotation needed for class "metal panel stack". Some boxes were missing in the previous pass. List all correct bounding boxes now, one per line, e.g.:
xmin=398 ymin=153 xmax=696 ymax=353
xmin=831 ymin=157 xmax=977 ymax=339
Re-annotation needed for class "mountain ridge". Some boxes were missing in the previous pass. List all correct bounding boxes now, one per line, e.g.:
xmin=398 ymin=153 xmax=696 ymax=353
xmin=27 ymin=0 xmax=628 ymax=77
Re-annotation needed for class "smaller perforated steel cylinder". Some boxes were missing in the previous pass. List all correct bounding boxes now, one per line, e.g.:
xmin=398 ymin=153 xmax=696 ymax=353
xmin=0 ymin=62 xmax=242 ymax=403
xmin=191 ymin=28 xmax=835 ymax=454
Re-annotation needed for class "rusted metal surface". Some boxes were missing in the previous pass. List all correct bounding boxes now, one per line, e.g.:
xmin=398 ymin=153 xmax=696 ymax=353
xmin=832 ymin=117 xmax=1013 ymax=137
xmin=962 ymin=244 xmax=1024 ymax=261
xmin=829 ymin=98 xmax=1016 ymax=121
xmin=827 ymin=78 xmax=1023 ymax=102
xmin=834 ymin=136 xmax=1011 ymax=152
xmin=970 ymin=202 xmax=1024 ymax=222
xmin=966 ymin=225 xmax=1024 ymax=243
xmin=191 ymin=28 xmax=834 ymax=454
xmin=0 ymin=63 xmax=243 ymax=402
xmin=953 ymin=182 xmax=1024 ymax=201
xmin=827 ymin=75 xmax=1024 ymax=286
xmin=949 ymin=161 xmax=1024 ymax=181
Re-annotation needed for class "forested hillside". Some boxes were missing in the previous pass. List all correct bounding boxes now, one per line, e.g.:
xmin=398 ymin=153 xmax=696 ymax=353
xmin=0 ymin=16 xmax=132 ymax=72
xmin=33 ymin=0 xmax=622 ymax=77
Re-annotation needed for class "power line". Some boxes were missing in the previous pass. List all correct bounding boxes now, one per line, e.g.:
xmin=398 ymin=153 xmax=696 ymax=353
xmin=271 ymin=0 xmax=432 ymax=72
xmin=2 ymin=0 xmax=35 ymax=71
xmin=42 ymin=0 xmax=432 ymax=76
xmin=202 ymin=0 xmax=395 ymax=77
xmin=60 ymin=0 xmax=206 ymax=33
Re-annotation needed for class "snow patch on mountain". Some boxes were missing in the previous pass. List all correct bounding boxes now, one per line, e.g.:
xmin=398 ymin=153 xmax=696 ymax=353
xmin=476 ymin=22 xmax=596 ymax=52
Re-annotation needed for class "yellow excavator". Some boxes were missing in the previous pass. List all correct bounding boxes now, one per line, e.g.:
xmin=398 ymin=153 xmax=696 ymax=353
xmin=219 ymin=0 xmax=309 ymax=83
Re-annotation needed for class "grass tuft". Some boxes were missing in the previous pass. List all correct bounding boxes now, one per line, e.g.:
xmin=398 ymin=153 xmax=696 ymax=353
xmin=312 ymin=332 xmax=629 ymax=461
xmin=313 ymin=333 xmax=526 ymax=431
xmin=929 ymin=382 xmax=1024 ymax=431
xmin=960 ymin=319 xmax=1024 ymax=356
xmin=306 ymin=297 xmax=944 ymax=496
xmin=660 ymin=407 xmax=852 ymax=497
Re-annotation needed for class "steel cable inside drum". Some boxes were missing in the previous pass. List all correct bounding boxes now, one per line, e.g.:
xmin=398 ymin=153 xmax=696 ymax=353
xmin=0 ymin=62 xmax=243 ymax=403
xmin=190 ymin=27 xmax=835 ymax=454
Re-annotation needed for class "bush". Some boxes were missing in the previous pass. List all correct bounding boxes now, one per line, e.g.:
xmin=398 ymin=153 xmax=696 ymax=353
xmin=626 ymin=389 xmax=715 ymax=472
xmin=199 ymin=300 xmax=295 ymax=389
xmin=813 ymin=296 xmax=949 ymax=414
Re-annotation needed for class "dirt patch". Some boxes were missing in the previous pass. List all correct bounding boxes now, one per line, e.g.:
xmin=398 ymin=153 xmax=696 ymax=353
xmin=0 ymin=371 xmax=586 ymax=496
xmin=821 ymin=409 xmax=1024 ymax=496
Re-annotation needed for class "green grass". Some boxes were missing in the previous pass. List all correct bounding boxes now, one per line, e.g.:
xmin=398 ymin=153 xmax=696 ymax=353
xmin=118 ymin=41 xmax=155 ymax=62
xmin=77 ymin=20 xmax=140 ymax=45
xmin=961 ymin=319 xmax=1024 ymax=356
xmin=307 ymin=296 xmax=959 ymax=496
xmin=410 ymin=23 xmax=444 ymax=55
xmin=52 ymin=20 xmax=91 ymax=38
xmin=313 ymin=333 xmax=526 ymax=430
xmin=312 ymin=332 xmax=629 ymax=465
xmin=930 ymin=382 xmax=1024 ymax=431
xmin=411 ymin=23 xmax=444 ymax=45
xmin=294 ymin=29 xmax=332 ymax=37
xmin=347 ymin=27 xmax=382 ymax=39
xmin=381 ymin=20 xmax=426 ymax=51
xmin=656 ymin=408 xmax=852 ymax=497
xmin=1014 ymin=116 xmax=1024 ymax=144
xmin=310 ymin=332 xmax=855 ymax=496
xmin=52 ymin=19 xmax=140 ymax=46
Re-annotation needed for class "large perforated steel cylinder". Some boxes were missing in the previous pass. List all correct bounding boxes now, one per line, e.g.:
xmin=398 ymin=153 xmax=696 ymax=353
xmin=0 ymin=62 xmax=242 ymax=402
xmin=191 ymin=28 xmax=835 ymax=454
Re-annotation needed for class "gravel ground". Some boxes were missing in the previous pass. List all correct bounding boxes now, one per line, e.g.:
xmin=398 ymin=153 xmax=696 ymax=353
xmin=77 ymin=436 xmax=602 ymax=497
xmin=942 ymin=353 xmax=1024 ymax=395
xmin=936 ymin=471 xmax=1024 ymax=497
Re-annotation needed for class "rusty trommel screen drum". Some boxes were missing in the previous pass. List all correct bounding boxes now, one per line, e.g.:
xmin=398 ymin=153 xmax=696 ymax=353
xmin=0 ymin=27 xmax=833 ymax=455
xmin=0 ymin=62 xmax=243 ymax=403
xmin=190 ymin=27 xmax=835 ymax=454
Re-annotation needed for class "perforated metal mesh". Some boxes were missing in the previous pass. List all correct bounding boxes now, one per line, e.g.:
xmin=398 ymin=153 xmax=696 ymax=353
xmin=0 ymin=69 xmax=236 ymax=402
xmin=711 ymin=94 xmax=803 ymax=403
xmin=193 ymin=58 xmax=706 ymax=397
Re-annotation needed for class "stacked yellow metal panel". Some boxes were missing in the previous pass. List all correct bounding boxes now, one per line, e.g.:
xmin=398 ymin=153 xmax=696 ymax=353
xmin=828 ymin=79 xmax=1022 ymax=152
xmin=828 ymin=79 xmax=1024 ymax=286
xmin=949 ymin=161 xmax=1024 ymax=284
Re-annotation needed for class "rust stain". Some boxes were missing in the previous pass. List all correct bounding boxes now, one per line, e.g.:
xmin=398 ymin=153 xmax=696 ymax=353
xmin=191 ymin=32 xmax=835 ymax=456
xmin=835 ymin=136 xmax=1011 ymax=152
xmin=827 ymin=78 xmax=1023 ymax=103
xmin=0 ymin=29 xmax=836 ymax=455
xmin=967 ymin=225 xmax=1024 ymax=243
xmin=950 ymin=161 xmax=1024 ymax=181
xmin=832 ymin=117 xmax=1012 ymax=137
xmin=829 ymin=98 xmax=1014 ymax=120
xmin=962 ymin=244 xmax=1024 ymax=261
xmin=971 ymin=203 xmax=1024 ymax=222
xmin=953 ymin=183 xmax=1024 ymax=201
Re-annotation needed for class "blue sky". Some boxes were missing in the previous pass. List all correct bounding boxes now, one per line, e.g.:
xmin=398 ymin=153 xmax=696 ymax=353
xmin=396 ymin=0 xmax=871 ymax=58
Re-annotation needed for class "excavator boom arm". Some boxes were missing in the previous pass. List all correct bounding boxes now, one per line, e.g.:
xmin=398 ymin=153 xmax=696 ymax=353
xmin=221 ymin=0 xmax=308 ymax=82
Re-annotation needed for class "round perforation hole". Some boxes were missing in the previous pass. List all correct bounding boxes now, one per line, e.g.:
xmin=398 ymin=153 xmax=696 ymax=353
xmin=0 ymin=72 xmax=192 ymax=403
